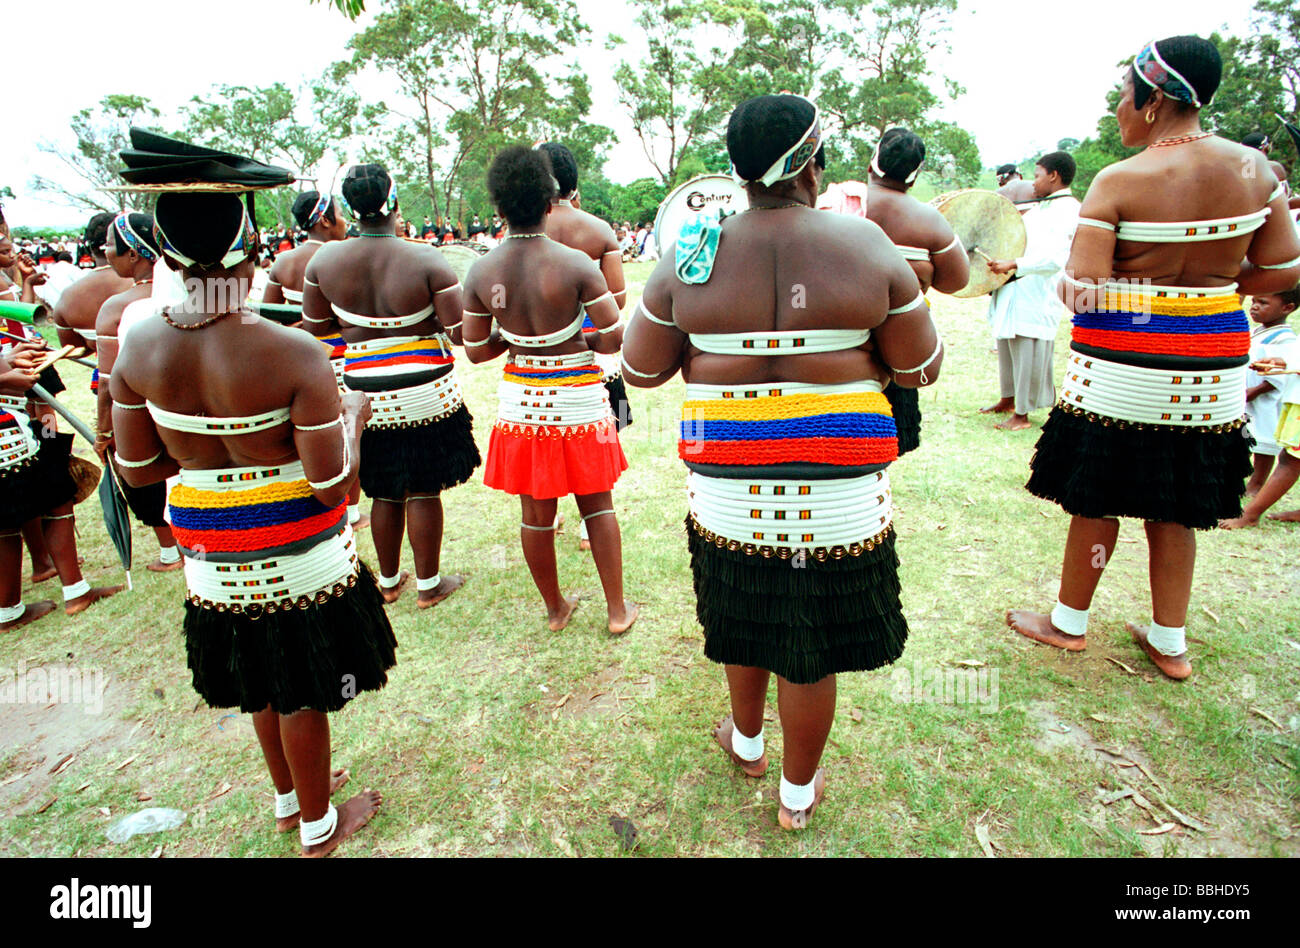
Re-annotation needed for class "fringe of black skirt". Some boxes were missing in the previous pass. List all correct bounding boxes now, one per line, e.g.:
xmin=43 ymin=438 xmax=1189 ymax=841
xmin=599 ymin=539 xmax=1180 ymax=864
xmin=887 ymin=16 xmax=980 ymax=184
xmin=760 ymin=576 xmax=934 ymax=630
xmin=885 ymin=382 xmax=920 ymax=456
xmin=0 ymin=423 xmax=77 ymax=530
xmin=358 ymin=402 xmax=481 ymax=499
xmin=184 ymin=562 xmax=398 ymax=714
xmin=1026 ymin=405 xmax=1253 ymax=530
xmin=686 ymin=515 xmax=908 ymax=684
xmin=605 ymin=374 xmax=634 ymax=431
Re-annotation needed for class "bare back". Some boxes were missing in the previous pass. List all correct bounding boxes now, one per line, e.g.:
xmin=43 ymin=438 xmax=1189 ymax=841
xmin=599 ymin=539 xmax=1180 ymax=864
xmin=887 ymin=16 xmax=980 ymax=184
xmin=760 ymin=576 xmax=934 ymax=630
xmin=53 ymin=269 xmax=132 ymax=349
xmin=304 ymin=237 xmax=459 ymax=342
xmin=651 ymin=208 xmax=928 ymax=386
xmin=864 ymin=186 xmax=966 ymax=293
xmin=545 ymin=203 xmax=625 ymax=306
xmin=464 ymin=239 xmax=606 ymax=357
xmin=1073 ymin=138 xmax=1294 ymax=288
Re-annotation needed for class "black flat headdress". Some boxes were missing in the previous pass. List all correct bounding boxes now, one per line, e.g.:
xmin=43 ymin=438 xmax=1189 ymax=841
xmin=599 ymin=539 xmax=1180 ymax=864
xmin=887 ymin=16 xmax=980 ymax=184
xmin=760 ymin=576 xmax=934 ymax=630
xmin=115 ymin=128 xmax=295 ymax=269
xmin=1279 ymin=115 xmax=1300 ymax=161
xmin=117 ymin=128 xmax=295 ymax=191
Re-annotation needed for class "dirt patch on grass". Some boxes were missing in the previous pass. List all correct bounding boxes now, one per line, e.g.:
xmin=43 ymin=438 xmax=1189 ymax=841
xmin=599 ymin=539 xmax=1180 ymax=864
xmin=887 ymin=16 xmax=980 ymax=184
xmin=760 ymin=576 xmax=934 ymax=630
xmin=532 ymin=664 xmax=658 ymax=723
xmin=0 ymin=672 xmax=142 ymax=816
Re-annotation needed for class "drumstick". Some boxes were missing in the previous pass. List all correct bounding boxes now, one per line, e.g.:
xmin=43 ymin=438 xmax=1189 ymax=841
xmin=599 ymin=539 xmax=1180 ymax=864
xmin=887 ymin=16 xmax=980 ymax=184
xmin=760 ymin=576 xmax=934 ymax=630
xmin=971 ymin=247 xmax=994 ymax=263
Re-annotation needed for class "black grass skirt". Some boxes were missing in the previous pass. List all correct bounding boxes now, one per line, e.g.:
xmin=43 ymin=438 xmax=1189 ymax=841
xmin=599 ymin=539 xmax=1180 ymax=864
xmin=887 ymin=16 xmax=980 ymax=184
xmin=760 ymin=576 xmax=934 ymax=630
xmin=122 ymin=479 xmax=168 ymax=528
xmin=184 ymin=562 xmax=397 ymax=714
xmin=686 ymin=515 xmax=908 ymax=684
xmin=1026 ymin=405 xmax=1253 ymax=530
xmin=605 ymin=374 xmax=634 ymax=431
xmin=358 ymin=402 xmax=481 ymax=500
xmin=36 ymin=365 xmax=64 ymax=396
xmin=0 ymin=423 xmax=77 ymax=530
xmin=885 ymin=382 xmax=920 ymax=456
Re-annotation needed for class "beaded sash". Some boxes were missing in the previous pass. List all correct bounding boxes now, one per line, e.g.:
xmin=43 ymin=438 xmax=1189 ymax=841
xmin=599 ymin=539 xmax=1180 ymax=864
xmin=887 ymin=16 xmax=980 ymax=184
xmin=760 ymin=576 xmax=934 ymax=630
xmin=495 ymin=351 xmax=614 ymax=434
xmin=342 ymin=335 xmax=464 ymax=429
xmin=168 ymin=461 xmax=359 ymax=613
xmin=0 ymin=395 xmax=38 ymax=471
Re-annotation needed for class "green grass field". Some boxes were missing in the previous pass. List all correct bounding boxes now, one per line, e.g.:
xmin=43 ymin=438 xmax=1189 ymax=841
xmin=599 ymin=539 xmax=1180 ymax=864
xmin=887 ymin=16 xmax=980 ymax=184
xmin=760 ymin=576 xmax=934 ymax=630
xmin=2 ymin=263 xmax=1297 ymax=857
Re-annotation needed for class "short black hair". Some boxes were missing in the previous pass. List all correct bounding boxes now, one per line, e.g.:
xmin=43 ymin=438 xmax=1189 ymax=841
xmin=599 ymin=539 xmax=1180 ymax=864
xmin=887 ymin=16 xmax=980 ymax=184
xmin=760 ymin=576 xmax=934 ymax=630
xmin=84 ymin=212 xmax=115 ymax=251
xmin=291 ymin=190 xmax=336 ymax=229
xmin=537 ymin=142 xmax=578 ymax=196
xmin=1275 ymin=285 xmax=1300 ymax=310
xmin=727 ymin=94 xmax=823 ymax=184
xmin=154 ymin=193 xmax=248 ymax=271
xmin=1241 ymin=131 xmax=1270 ymax=152
xmin=55 ymin=251 xmax=73 ymax=263
xmin=1036 ymin=151 xmax=1076 ymax=187
xmin=487 ymin=145 xmax=557 ymax=228
xmin=1131 ymin=35 xmax=1221 ymax=111
xmin=996 ymin=163 xmax=1019 ymax=177
xmin=341 ymin=164 xmax=395 ymax=220
xmin=874 ymin=127 xmax=925 ymax=184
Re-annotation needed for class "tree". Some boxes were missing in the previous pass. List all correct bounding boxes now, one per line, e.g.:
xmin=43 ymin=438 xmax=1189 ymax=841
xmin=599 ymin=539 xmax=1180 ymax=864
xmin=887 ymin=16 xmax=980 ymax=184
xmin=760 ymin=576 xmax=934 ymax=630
xmin=611 ymin=0 xmax=753 ymax=186
xmin=31 ymin=94 xmax=163 ymax=214
xmin=347 ymin=0 xmax=598 ymax=221
xmin=185 ymin=77 xmax=359 ymax=227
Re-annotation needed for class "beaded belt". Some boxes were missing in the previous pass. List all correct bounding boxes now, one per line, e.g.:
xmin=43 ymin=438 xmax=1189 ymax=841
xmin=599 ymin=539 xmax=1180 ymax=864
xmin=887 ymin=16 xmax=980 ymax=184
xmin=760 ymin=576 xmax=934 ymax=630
xmin=1060 ymin=351 xmax=1247 ymax=427
xmin=496 ymin=351 xmax=613 ymax=433
xmin=343 ymin=335 xmax=465 ymax=429
xmin=168 ymin=461 xmax=359 ymax=613
xmin=0 ymin=395 xmax=38 ymax=471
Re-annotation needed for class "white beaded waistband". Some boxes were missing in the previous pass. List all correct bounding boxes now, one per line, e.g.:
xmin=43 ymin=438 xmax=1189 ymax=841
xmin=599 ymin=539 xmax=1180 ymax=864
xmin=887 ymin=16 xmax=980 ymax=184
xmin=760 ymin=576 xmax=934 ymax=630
xmin=687 ymin=469 xmax=892 ymax=551
xmin=1060 ymin=351 xmax=1247 ymax=426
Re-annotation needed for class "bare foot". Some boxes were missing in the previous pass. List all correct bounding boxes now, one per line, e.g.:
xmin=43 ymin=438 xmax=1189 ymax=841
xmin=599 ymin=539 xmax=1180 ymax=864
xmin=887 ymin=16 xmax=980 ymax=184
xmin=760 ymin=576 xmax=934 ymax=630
xmin=276 ymin=769 xmax=351 ymax=833
xmin=553 ymin=512 xmax=565 ymax=535
xmin=778 ymin=769 xmax=826 ymax=831
xmin=379 ymin=571 xmax=409 ymax=604
xmin=1266 ymin=509 xmax=1300 ymax=523
xmin=1006 ymin=609 xmax=1087 ymax=651
xmin=146 ymin=557 xmax=184 ymax=573
xmin=994 ymin=414 xmax=1032 ymax=431
xmin=608 ymin=599 xmax=639 ymax=636
xmin=417 ymin=574 xmax=465 ymax=609
xmin=300 ymin=789 xmax=383 ymax=857
xmin=0 ymin=600 xmax=57 ymax=632
xmin=1219 ymin=515 xmax=1259 ymax=530
xmin=1127 ymin=622 xmax=1192 ymax=681
xmin=65 ymin=585 xmax=124 ymax=616
xmin=548 ymin=594 xmax=580 ymax=632
xmin=713 ymin=715 xmax=768 ymax=778
xmin=578 ymin=538 xmax=591 ymax=552
xmin=351 ymin=513 xmax=371 ymax=532
xmin=979 ymin=398 xmax=1014 ymax=415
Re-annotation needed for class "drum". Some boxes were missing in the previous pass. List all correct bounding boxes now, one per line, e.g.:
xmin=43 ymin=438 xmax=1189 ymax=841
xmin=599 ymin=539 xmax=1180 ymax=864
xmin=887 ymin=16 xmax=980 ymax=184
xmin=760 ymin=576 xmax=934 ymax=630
xmin=930 ymin=189 xmax=1027 ymax=298
xmin=654 ymin=174 xmax=749 ymax=258
xmin=437 ymin=241 xmax=489 ymax=283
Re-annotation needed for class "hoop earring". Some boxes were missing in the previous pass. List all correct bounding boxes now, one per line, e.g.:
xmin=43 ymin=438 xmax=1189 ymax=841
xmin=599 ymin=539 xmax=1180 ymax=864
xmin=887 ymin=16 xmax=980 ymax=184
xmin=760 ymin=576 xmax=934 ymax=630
xmin=1145 ymin=110 xmax=1156 ymax=125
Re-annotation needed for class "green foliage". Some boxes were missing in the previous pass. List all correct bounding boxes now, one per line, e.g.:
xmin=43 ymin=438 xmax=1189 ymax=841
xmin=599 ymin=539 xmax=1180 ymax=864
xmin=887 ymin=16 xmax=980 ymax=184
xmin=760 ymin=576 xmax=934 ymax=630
xmin=31 ymin=94 xmax=164 ymax=215
xmin=347 ymin=0 xmax=600 ymax=222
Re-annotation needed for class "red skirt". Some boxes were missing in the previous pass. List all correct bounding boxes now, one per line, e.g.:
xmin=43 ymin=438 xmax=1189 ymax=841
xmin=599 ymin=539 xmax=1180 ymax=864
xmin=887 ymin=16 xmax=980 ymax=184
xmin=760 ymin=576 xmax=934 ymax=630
xmin=483 ymin=418 xmax=627 ymax=499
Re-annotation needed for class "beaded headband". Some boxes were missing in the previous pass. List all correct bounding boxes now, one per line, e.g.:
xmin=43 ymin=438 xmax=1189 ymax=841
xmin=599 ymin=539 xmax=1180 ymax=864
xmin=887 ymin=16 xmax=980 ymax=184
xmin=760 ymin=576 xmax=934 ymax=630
xmin=1134 ymin=40 xmax=1205 ymax=109
xmin=745 ymin=97 xmax=826 ymax=188
xmin=112 ymin=213 xmax=158 ymax=262
xmin=304 ymin=191 xmax=333 ymax=229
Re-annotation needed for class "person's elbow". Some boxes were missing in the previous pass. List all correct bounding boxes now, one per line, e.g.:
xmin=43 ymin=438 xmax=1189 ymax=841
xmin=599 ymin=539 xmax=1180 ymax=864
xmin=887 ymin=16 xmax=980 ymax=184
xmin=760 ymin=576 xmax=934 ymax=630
xmin=931 ymin=263 xmax=969 ymax=295
xmin=589 ymin=328 xmax=624 ymax=353
xmin=463 ymin=343 xmax=492 ymax=364
xmin=1250 ymin=264 xmax=1300 ymax=295
xmin=891 ymin=351 xmax=943 ymax=389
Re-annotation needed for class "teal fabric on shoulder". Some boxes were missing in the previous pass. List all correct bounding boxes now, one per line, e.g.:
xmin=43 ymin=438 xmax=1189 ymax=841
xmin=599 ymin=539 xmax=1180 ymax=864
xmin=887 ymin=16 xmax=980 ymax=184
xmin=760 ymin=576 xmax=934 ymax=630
xmin=676 ymin=211 xmax=723 ymax=285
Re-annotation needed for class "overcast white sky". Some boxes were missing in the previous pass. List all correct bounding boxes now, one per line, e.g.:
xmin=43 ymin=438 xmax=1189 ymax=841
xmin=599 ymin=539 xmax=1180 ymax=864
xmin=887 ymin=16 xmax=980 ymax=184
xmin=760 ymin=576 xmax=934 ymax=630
xmin=4 ymin=0 xmax=1260 ymax=229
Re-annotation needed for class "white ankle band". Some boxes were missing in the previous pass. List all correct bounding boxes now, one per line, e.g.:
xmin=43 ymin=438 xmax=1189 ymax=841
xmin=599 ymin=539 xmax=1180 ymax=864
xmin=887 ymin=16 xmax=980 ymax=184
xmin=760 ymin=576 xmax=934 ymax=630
xmin=274 ymin=789 xmax=299 ymax=820
xmin=62 ymin=580 xmax=90 ymax=602
xmin=348 ymin=504 xmax=361 ymax=525
xmin=0 ymin=603 xmax=25 ymax=623
xmin=731 ymin=724 xmax=764 ymax=762
xmin=416 ymin=574 xmax=441 ymax=592
xmin=299 ymin=804 xmax=338 ymax=847
xmin=378 ymin=573 xmax=401 ymax=589
xmin=1147 ymin=620 xmax=1186 ymax=656
xmin=158 ymin=545 xmax=181 ymax=565
xmin=780 ymin=773 xmax=816 ymax=811
xmin=1050 ymin=600 xmax=1089 ymax=638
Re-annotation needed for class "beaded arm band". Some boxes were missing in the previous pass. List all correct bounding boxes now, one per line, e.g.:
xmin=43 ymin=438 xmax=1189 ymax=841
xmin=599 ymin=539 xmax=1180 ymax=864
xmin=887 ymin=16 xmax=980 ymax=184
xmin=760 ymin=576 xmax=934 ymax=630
xmin=116 ymin=450 xmax=162 ymax=468
xmin=893 ymin=335 xmax=944 ymax=385
xmin=887 ymin=291 xmax=926 ymax=316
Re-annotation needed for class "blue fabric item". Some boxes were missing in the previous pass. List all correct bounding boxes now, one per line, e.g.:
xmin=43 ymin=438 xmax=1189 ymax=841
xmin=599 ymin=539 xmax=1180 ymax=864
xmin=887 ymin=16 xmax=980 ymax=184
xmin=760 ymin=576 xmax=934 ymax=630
xmin=676 ymin=211 xmax=723 ymax=285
